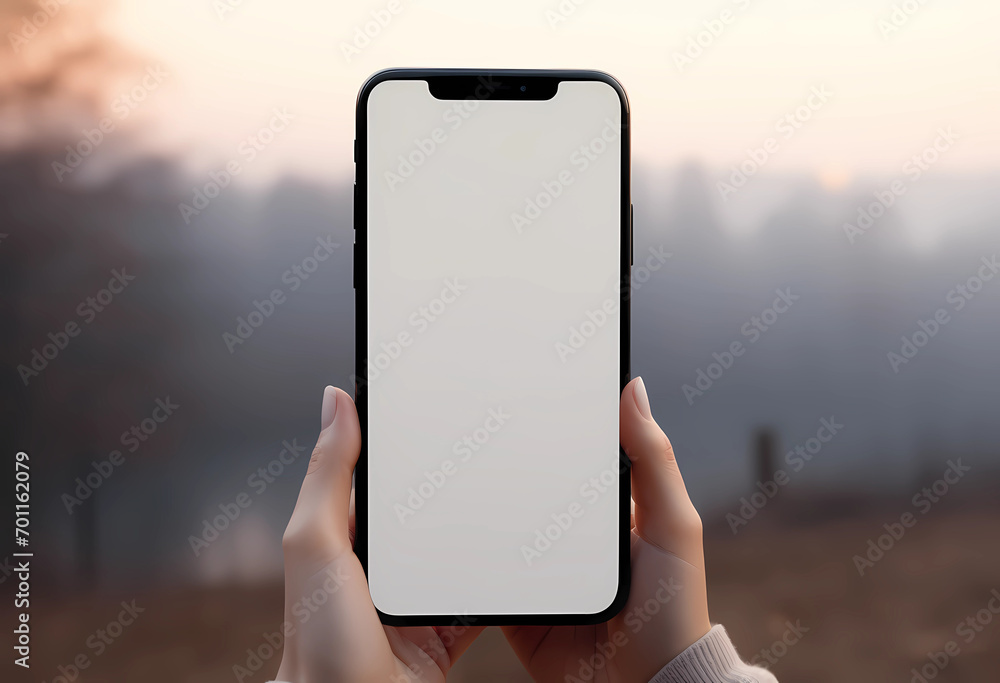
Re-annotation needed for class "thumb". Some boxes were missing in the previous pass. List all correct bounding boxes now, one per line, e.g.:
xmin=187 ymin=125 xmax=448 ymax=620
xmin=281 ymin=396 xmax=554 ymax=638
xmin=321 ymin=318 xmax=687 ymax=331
xmin=620 ymin=377 xmax=703 ymax=562
xmin=282 ymin=386 xmax=361 ymax=570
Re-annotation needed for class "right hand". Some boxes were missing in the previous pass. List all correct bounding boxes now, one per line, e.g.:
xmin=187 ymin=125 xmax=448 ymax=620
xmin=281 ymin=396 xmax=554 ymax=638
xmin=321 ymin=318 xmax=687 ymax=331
xmin=502 ymin=377 xmax=712 ymax=683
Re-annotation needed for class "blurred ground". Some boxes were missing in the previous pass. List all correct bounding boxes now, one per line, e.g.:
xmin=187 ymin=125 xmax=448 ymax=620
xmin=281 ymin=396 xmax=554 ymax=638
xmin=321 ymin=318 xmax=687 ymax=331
xmin=11 ymin=494 xmax=998 ymax=683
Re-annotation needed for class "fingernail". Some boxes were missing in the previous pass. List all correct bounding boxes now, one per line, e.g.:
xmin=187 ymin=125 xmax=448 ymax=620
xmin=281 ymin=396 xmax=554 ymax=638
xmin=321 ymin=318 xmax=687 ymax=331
xmin=321 ymin=385 xmax=338 ymax=431
xmin=633 ymin=377 xmax=652 ymax=420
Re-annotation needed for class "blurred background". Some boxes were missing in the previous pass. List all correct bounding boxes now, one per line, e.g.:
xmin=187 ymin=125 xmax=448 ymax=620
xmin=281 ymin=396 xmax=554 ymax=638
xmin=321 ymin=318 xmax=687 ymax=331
xmin=1 ymin=0 xmax=999 ymax=680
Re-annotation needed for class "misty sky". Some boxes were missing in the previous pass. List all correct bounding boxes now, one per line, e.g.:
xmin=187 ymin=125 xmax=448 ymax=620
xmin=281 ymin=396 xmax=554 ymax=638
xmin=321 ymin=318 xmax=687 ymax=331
xmin=103 ymin=0 xmax=1000 ymax=186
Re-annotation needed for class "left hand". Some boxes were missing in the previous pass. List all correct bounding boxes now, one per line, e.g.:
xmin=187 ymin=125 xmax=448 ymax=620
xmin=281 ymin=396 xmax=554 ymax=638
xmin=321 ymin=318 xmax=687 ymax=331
xmin=274 ymin=386 xmax=484 ymax=683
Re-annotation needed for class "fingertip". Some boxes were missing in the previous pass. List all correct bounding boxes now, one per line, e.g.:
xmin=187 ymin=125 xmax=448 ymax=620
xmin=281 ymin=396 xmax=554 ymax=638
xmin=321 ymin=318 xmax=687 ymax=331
xmin=620 ymin=377 xmax=656 ymax=457
xmin=321 ymin=385 xmax=338 ymax=431
xmin=633 ymin=376 xmax=652 ymax=420
xmin=309 ymin=387 xmax=361 ymax=476
xmin=619 ymin=377 xmax=682 ymax=475
xmin=621 ymin=377 xmax=650 ymax=419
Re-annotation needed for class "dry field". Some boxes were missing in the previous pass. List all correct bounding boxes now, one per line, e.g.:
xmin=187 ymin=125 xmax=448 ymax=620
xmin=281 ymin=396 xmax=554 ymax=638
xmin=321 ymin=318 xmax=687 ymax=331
xmin=9 ymin=498 xmax=999 ymax=682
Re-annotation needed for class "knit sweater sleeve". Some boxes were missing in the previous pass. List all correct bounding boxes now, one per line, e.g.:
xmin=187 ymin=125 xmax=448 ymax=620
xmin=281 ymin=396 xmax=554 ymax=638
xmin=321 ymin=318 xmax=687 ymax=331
xmin=647 ymin=625 xmax=779 ymax=683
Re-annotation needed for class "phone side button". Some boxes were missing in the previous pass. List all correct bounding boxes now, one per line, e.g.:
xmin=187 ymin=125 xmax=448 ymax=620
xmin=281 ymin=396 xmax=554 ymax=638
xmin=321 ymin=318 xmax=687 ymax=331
xmin=630 ymin=203 xmax=634 ymax=266
xmin=354 ymin=182 xmax=360 ymax=235
xmin=353 ymin=243 xmax=357 ymax=289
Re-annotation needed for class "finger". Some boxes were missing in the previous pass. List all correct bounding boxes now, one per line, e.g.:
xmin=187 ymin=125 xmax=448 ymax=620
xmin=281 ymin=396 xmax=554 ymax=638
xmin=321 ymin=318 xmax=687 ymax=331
xmin=348 ymin=487 xmax=356 ymax=549
xmin=500 ymin=625 xmax=553 ymax=669
xmin=386 ymin=624 xmax=485 ymax=680
xmin=434 ymin=624 xmax=486 ymax=663
xmin=620 ymin=377 xmax=702 ymax=560
xmin=282 ymin=386 xmax=362 ymax=568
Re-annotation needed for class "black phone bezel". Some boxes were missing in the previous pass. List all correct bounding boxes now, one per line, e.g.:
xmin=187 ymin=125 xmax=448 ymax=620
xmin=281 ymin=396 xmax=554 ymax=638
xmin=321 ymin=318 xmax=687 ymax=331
xmin=353 ymin=68 xmax=632 ymax=627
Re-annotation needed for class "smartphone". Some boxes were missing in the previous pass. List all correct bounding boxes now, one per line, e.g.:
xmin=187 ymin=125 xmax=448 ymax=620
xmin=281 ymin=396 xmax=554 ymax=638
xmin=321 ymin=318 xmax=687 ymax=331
xmin=354 ymin=69 xmax=631 ymax=625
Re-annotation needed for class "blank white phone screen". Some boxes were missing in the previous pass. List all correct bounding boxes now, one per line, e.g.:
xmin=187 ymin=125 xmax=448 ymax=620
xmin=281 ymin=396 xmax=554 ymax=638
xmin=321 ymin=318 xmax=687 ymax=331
xmin=365 ymin=78 xmax=623 ymax=617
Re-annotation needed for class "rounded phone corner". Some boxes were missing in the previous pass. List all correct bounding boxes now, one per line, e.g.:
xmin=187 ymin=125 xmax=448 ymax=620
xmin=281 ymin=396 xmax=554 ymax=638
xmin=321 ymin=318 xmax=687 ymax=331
xmin=571 ymin=70 xmax=630 ymax=125
xmin=355 ymin=68 xmax=411 ymax=118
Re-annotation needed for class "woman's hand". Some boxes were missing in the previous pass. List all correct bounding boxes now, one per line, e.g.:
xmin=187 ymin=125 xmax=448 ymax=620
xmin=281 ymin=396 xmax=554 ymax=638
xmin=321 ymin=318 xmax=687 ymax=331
xmin=274 ymin=386 xmax=483 ymax=683
xmin=276 ymin=378 xmax=709 ymax=683
xmin=502 ymin=377 xmax=712 ymax=683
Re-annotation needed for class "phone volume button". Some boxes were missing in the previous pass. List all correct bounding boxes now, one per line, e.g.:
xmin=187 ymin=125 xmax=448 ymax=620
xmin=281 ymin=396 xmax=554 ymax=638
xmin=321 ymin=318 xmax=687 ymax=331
xmin=630 ymin=203 xmax=634 ymax=266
